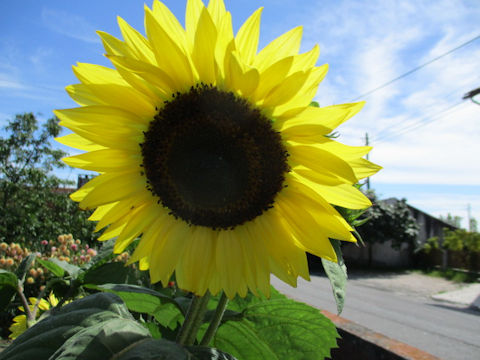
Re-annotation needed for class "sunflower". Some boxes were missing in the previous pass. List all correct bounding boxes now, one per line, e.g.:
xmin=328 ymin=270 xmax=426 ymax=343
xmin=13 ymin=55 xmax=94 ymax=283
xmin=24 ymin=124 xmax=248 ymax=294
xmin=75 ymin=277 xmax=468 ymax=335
xmin=9 ymin=293 xmax=61 ymax=339
xmin=55 ymin=0 xmax=380 ymax=299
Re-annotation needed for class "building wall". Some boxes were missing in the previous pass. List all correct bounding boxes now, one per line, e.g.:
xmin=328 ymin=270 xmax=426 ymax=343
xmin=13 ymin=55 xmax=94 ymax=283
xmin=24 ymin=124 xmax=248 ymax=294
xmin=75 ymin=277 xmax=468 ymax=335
xmin=343 ymin=198 xmax=457 ymax=268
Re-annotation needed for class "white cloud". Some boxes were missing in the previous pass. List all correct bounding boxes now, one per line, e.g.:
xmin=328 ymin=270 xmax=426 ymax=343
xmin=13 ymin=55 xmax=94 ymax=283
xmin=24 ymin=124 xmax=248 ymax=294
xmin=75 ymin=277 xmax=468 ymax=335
xmin=41 ymin=8 xmax=100 ymax=44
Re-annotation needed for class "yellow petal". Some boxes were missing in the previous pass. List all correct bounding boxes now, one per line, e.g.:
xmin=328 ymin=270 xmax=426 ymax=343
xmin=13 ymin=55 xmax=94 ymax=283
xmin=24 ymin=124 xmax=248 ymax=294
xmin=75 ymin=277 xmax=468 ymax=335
xmin=287 ymin=143 xmax=358 ymax=183
xmin=94 ymin=191 xmax=152 ymax=231
xmin=263 ymin=70 xmax=309 ymax=108
xmin=185 ymin=0 xmax=205 ymax=52
xmin=349 ymin=158 xmax=382 ymax=180
xmin=207 ymin=0 xmax=227 ymax=26
xmin=65 ymin=82 xmax=155 ymax=119
xmin=73 ymin=63 xmax=125 ymax=85
xmin=78 ymin=171 xmax=146 ymax=210
xmin=290 ymin=45 xmax=320 ymax=73
xmin=252 ymin=56 xmax=293 ymax=102
xmin=55 ymin=134 xmax=105 ymax=152
xmin=235 ymin=8 xmax=263 ymax=65
xmin=106 ymin=55 xmax=175 ymax=98
xmin=117 ymin=16 xmax=156 ymax=63
xmin=149 ymin=220 xmax=191 ymax=286
xmin=152 ymin=0 xmax=189 ymax=51
xmin=254 ymin=26 xmax=303 ymax=71
xmin=54 ymin=106 xmax=146 ymax=151
xmin=114 ymin=202 xmax=160 ymax=253
xmin=145 ymin=7 xmax=195 ymax=90
xmin=62 ymin=148 xmax=141 ymax=172
xmin=225 ymin=52 xmax=259 ymax=97
xmin=192 ymin=7 xmax=217 ymax=84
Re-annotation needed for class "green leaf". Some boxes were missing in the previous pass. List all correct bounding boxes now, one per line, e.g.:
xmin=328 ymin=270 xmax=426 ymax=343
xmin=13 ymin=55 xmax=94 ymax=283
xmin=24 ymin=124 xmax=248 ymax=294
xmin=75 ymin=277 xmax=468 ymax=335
xmin=48 ymin=258 xmax=81 ymax=278
xmin=36 ymin=258 xmax=65 ymax=277
xmin=87 ymin=283 xmax=187 ymax=317
xmin=82 ymin=262 xmax=131 ymax=285
xmin=214 ymin=289 xmax=339 ymax=360
xmin=113 ymin=338 xmax=237 ymax=360
xmin=321 ymin=239 xmax=347 ymax=314
xmin=142 ymin=321 xmax=162 ymax=339
xmin=0 ymin=269 xmax=18 ymax=289
xmin=49 ymin=317 xmax=151 ymax=360
xmin=187 ymin=346 xmax=238 ymax=360
xmin=0 ymin=293 xmax=136 ymax=360
xmin=15 ymin=254 xmax=36 ymax=283
xmin=81 ymin=238 xmax=116 ymax=271
xmin=0 ymin=269 xmax=18 ymax=310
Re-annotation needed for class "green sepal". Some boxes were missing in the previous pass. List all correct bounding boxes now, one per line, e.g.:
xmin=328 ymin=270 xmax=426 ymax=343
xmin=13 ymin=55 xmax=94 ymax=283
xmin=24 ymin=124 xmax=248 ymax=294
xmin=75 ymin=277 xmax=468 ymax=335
xmin=321 ymin=239 xmax=347 ymax=314
xmin=15 ymin=254 xmax=36 ymax=283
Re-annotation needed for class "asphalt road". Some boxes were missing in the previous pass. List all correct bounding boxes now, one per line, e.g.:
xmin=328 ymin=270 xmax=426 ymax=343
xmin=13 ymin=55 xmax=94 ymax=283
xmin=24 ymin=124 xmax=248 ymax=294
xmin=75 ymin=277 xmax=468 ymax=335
xmin=272 ymin=274 xmax=480 ymax=360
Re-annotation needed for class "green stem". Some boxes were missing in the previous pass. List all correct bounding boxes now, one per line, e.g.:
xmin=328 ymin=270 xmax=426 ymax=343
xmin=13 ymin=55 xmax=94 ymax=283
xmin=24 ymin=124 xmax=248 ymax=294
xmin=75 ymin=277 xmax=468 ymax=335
xmin=177 ymin=292 xmax=211 ymax=346
xmin=200 ymin=292 xmax=229 ymax=346
xmin=17 ymin=283 xmax=34 ymax=325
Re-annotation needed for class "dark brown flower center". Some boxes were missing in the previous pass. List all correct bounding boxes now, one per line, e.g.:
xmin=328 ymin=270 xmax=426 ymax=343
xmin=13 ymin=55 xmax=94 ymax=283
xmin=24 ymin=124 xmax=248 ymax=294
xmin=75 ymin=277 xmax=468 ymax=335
xmin=140 ymin=84 xmax=289 ymax=230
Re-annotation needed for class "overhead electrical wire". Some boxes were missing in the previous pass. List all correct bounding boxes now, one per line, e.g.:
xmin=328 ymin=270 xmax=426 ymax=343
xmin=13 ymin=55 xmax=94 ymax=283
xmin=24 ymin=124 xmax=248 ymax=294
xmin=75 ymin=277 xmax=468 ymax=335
xmin=372 ymin=78 xmax=480 ymax=139
xmin=350 ymin=34 xmax=480 ymax=102
xmin=374 ymin=101 xmax=467 ymax=143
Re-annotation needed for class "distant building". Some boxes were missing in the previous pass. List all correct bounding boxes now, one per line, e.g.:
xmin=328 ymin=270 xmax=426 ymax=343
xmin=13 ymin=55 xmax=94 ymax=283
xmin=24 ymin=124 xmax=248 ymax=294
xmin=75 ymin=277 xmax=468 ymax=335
xmin=77 ymin=174 xmax=96 ymax=189
xmin=342 ymin=198 xmax=459 ymax=268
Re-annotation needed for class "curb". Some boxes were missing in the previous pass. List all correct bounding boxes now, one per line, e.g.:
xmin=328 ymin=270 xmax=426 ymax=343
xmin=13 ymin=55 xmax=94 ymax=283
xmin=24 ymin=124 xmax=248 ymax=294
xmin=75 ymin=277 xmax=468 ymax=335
xmin=321 ymin=310 xmax=442 ymax=360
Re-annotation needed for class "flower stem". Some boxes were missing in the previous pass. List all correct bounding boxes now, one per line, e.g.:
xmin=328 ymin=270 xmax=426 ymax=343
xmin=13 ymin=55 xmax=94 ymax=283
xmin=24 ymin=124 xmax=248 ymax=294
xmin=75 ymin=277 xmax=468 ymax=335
xmin=177 ymin=292 xmax=211 ymax=346
xmin=200 ymin=292 xmax=229 ymax=346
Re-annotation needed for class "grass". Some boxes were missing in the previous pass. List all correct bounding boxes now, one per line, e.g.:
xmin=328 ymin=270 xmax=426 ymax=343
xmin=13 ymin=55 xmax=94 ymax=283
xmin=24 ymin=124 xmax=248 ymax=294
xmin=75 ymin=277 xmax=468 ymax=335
xmin=412 ymin=268 xmax=479 ymax=283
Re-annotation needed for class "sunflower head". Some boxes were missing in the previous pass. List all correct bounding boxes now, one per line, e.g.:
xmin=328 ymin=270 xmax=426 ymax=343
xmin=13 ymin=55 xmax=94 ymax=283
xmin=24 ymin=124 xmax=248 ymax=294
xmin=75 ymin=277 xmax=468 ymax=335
xmin=55 ymin=0 xmax=381 ymax=299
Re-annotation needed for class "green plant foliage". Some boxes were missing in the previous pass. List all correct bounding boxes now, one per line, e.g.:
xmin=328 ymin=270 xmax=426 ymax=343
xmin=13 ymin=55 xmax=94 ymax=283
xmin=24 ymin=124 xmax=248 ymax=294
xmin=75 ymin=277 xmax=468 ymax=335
xmin=211 ymin=289 xmax=339 ymax=360
xmin=0 ymin=269 xmax=18 ymax=310
xmin=0 ymin=113 xmax=97 ymax=249
xmin=0 ymin=293 xmax=134 ymax=360
xmin=1 ymin=293 xmax=236 ymax=360
xmin=321 ymin=239 xmax=347 ymax=314
xmin=356 ymin=191 xmax=419 ymax=249
xmin=88 ymin=284 xmax=188 ymax=315
xmin=114 ymin=338 xmax=237 ymax=360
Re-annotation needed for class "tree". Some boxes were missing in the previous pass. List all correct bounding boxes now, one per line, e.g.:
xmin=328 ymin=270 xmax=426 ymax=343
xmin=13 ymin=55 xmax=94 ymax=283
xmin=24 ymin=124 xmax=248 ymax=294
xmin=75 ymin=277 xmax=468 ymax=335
xmin=439 ymin=213 xmax=462 ymax=228
xmin=0 ymin=113 xmax=97 ymax=250
xmin=355 ymin=191 xmax=419 ymax=266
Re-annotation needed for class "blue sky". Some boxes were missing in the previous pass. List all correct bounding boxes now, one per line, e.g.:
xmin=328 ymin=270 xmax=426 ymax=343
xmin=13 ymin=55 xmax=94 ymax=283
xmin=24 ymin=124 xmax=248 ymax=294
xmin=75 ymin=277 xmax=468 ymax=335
xmin=1 ymin=0 xmax=479 ymax=228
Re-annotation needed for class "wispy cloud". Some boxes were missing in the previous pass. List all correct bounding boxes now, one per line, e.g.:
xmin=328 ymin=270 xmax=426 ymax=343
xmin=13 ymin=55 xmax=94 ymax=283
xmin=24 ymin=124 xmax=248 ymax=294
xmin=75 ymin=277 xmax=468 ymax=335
xmin=41 ymin=8 xmax=99 ymax=44
xmin=295 ymin=0 xmax=480 ymax=189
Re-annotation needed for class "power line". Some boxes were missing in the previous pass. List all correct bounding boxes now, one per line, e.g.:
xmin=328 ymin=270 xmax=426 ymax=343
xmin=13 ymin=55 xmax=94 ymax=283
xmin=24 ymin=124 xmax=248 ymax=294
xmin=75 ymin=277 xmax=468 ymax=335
xmin=374 ymin=101 xmax=466 ymax=143
xmin=372 ymin=79 xmax=479 ymax=139
xmin=350 ymin=34 xmax=480 ymax=101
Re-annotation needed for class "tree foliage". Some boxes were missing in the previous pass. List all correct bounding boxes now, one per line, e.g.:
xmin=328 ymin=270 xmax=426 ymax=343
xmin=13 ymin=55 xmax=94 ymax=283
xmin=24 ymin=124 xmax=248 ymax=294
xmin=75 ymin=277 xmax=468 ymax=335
xmin=0 ymin=113 xmax=97 ymax=250
xmin=356 ymin=191 xmax=419 ymax=250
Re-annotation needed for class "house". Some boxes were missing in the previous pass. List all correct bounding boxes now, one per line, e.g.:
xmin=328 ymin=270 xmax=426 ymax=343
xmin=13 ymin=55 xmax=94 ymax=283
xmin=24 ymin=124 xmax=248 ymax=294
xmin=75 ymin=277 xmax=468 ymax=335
xmin=341 ymin=198 xmax=458 ymax=268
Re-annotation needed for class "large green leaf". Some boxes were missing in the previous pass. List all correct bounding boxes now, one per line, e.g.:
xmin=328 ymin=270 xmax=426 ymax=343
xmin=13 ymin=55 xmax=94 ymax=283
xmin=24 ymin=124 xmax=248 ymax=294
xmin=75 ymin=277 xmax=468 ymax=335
xmin=0 ymin=293 xmax=134 ymax=360
xmin=49 ymin=317 xmax=151 ymax=360
xmin=0 ymin=269 xmax=18 ymax=289
xmin=114 ymin=338 xmax=237 ymax=360
xmin=0 ymin=292 xmax=235 ymax=360
xmin=88 ymin=283 xmax=188 ymax=316
xmin=36 ymin=258 xmax=65 ymax=277
xmin=321 ymin=239 xmax=347 ymax=314
xmin=213 ymin=288 xmax=339 ymax=360
xmin=82 ymin=262 xmax=132 ymax=285
xmin=0 ymin=269 xmax=18 ymax=310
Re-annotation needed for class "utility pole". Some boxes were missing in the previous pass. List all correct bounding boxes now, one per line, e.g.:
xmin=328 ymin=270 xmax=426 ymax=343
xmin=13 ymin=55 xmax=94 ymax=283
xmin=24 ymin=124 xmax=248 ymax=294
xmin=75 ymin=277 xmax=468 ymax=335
xmin=467 ymin=203 xmax=472 ymax=231
xmin=365 ymin=132 xmax=370 ymax=190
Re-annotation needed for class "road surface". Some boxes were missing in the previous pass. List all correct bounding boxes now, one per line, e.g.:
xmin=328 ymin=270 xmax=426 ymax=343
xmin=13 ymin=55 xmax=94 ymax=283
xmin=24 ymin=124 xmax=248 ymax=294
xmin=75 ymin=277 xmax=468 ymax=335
xmin=272 ymin=272 xmax=480 ymax=360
